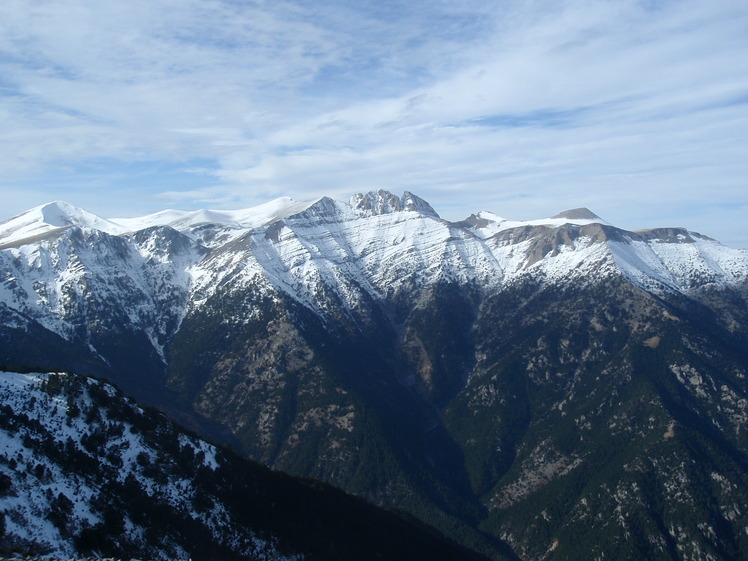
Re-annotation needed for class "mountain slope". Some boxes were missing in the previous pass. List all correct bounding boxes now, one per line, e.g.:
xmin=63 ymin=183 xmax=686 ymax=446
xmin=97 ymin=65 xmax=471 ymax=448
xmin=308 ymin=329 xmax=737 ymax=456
xmin=447 ymin=277 xmax=748 ymax=560
xmin=1 ymin=191 xmax=747 ymax=560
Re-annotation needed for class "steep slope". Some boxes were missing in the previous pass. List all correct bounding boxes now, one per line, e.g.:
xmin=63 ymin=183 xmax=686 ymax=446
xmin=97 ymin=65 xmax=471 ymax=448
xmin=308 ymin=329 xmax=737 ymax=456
xmin=446 ymin=277 xmax=748 ymax=560
xmin=0 ymin=370 xmax=489 ymax=561
xmin=0 ymin=222 xmax=203 ymax=406
xmin=1 ymin=191 xmax=747 ymax=560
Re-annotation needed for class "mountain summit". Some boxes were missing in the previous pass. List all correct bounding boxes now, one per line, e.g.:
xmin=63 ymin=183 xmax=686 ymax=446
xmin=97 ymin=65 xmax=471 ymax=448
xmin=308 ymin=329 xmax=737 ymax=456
xmin=349 ymin=189 xmax=440 ymax=218
xmin=0 ymin=201 xmax=127 ymax=246
xmin=1 ymin=190 xmax=748 ymax=560
xmin=551 ymin=207 xmax=605 ymax=220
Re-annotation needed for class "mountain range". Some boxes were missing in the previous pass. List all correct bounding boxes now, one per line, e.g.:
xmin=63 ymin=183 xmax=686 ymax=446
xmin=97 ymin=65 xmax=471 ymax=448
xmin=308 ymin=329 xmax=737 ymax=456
xmin=1 ymin=190 xmax=747 ymax=560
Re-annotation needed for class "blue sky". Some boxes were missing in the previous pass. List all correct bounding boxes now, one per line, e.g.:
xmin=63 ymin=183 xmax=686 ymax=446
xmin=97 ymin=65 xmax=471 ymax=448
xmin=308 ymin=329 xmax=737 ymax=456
xmin=1 ymin=0 xmax=747 ymax=247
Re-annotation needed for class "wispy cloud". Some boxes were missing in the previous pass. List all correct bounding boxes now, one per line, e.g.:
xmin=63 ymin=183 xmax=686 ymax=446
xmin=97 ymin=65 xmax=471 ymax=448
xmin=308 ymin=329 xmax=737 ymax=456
xmin=1 ymin=0 xmax=747 ymax=246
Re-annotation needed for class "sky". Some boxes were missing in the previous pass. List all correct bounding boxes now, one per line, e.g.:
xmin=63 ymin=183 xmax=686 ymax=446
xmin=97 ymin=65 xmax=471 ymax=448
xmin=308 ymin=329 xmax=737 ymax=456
xmin=1 ymin=0 xmax=747 ymax=247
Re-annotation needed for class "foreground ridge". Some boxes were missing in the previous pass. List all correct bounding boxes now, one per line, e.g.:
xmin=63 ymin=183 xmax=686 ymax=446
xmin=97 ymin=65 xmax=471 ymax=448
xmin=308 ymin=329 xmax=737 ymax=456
xmin=0 ymin=370 xmax=489 ymax=561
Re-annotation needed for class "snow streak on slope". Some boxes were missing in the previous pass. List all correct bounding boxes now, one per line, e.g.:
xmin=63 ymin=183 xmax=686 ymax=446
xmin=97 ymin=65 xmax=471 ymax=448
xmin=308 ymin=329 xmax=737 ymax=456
xmin=487 ymin=229 xmax=618 ymax=285
xmin=640 ymin=229 xmax=748 ymax=289
xmin=609 ymin=238 xmax=681 ymax=292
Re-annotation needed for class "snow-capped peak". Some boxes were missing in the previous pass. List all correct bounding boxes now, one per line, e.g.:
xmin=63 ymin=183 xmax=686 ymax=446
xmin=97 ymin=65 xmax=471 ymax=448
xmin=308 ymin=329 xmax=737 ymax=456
xmin=0 ymin=201 xmax=126 ymax=246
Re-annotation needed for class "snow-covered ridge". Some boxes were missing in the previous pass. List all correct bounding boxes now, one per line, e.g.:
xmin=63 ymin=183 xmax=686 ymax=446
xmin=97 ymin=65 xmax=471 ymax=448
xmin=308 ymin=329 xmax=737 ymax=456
xmin=0 ymin=191 xmax=445 ymax=247
xmin=0 ymin=201 xmax=128 ymax=246
xmin=111 ymin=197 xmax=319 ymax=233
xmin=463 ymin=207 xmax=610 ymax=240
xmin=0 ymin=198 xmax=329 ymax=248
xmin=0 ymin=195 xmax=689 ymax=253
xmin=0 ymin=190 xmax=746 ymax=347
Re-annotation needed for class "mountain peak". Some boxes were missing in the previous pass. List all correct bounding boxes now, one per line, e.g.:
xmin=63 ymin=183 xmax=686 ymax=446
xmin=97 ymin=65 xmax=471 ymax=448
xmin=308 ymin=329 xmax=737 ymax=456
xmin=285 ymin=196 xmax=350 ymax=224
xmin=349 ymin=190 xmax=439 ymax=219
xmin=39 ymin=200 xmax=83 ymax=227
xmin=0 ymin=201 xmax=125 ymax=246
xmin=551 ymin=208 xmax=603 ymax=221
xmin=401 ymin=191 xmax=440 ymax=218
xmin=36 ymin=201 xmax=126 ymax=235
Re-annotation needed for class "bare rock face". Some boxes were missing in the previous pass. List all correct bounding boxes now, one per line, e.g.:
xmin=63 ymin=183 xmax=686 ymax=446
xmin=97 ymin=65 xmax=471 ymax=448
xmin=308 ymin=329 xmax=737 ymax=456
xmin=349 ymin=189 xmax=439 ymax=218
xmin=551 ymin=207 xmax=603 ymax=221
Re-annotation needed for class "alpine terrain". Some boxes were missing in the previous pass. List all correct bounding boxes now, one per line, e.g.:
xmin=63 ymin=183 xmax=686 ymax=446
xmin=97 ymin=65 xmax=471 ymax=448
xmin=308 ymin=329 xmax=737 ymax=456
xmin=1 ymin=190 xmax=748 ymax=560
